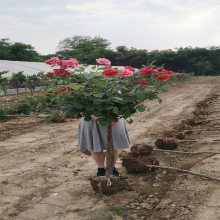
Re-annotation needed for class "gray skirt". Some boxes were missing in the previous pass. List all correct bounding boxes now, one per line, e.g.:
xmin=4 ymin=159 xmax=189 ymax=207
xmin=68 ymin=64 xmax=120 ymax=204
xmin=77 ymin=118 xmax=130 ymax=152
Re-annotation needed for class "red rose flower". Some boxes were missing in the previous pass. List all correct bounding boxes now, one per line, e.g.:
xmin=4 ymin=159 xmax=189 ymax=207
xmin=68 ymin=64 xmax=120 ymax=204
xmin=53 ymin=69 xmax=70 ymax=76
xmin=162 ymin=69 xmax=173 ymax=75
xmin=57 ymin=60 xmax=68 ymax=69
xmin=65 ymin=87 xmax=73 ymax=91
xmin=156 ymin=73 xmax=170 ymax=81
xmin=139 ymin=67 xmax=154 ymax=76
xmin=138 ymin=80 xmax=148 ymax=86
xmin=102 ymin=68 xmax=118 ymax=78
xmin=46 ymin=72 xmax=53 ymax=77
xmin=155 ymin=67 xmax=165 ymax=72
xmin=155 ymin=67 xmax=173 ymax=75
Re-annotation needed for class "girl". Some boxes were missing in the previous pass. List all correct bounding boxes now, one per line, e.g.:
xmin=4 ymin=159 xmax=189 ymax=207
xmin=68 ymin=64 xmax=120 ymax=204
xmin=77 ymin=115 xmax=130 ymax=176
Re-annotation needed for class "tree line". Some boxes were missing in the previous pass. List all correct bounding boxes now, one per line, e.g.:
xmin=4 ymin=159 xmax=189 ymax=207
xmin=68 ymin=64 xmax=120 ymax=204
xmin=1 ymin=37 xmax=220 ymax=75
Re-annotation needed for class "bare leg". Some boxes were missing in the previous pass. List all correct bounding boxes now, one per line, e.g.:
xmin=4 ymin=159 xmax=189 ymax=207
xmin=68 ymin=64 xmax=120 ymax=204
xmin=91 ymin=151 xmax=105 ymax=168
xmin=113 ymin=150 xmax=120 ymax=176
xmin=103 ymin=150 xmax=119 ymax=167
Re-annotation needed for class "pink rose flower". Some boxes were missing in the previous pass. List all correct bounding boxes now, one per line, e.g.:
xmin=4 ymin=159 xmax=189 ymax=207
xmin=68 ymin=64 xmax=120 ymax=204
xmin=57 ymin=60 xmax=68 ymax=69
xmin=65 ymin=58 xmax=79 ymax=68
xmin=96 ymin=58 xmax=111 ymax=66
xmin=45 ymin=57 xmax=60 ymax=66
xmin=120 ymin=68 xmax=134 ymax=78
xmin=125 ymin=66 xmax=135 ymax=73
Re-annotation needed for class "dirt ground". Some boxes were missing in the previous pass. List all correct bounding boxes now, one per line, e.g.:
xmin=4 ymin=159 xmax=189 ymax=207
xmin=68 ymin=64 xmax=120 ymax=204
xmin=0 ymin=76 xmax=220 ymax=220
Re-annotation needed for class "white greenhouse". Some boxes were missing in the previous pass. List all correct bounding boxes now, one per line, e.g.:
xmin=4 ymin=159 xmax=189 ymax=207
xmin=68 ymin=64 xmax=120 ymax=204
xmin=0 ymin=60 xmax=52 ymax=77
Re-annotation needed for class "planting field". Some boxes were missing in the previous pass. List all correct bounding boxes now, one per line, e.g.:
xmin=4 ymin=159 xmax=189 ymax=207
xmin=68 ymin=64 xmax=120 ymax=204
xmin=0 ymin=76 xmax=220 ymax=220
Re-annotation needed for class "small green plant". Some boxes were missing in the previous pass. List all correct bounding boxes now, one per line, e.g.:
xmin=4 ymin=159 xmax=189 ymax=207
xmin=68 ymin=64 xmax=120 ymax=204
xmin=113 ymin=205 xmax=124 ymax=216
xmin=0 ymin=95 xmax=50 ymax=119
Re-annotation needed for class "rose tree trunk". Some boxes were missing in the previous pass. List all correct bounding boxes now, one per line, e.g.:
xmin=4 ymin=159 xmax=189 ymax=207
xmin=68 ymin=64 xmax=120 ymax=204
xmin=106 ymin=123 xmax=114 ymax=178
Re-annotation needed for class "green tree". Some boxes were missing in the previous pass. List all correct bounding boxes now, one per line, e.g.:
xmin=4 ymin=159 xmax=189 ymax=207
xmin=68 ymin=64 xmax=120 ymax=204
xmin=11 ymin=71 xmax=27 ymax=94
xmin=57 ymin=35 xmax=111 ymax=63
xmin=0 ymin=38 xmax=11 ymax=60
xmin=10 ymin=43 xmax=42 ymax=61
xmin=26 ymin=74 xmax=40 ymax=95
xmin=0 ymin=38 xmax=43 ymax=61
xmin=0 ymin=71 xmax=9 ymax=96
xmin=192 ymin=60 xmax=214 ymax=75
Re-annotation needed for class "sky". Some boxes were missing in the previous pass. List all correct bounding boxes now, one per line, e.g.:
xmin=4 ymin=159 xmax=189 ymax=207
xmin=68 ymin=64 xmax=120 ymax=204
xmin=0 ymin=0 xmax=220 ymax=55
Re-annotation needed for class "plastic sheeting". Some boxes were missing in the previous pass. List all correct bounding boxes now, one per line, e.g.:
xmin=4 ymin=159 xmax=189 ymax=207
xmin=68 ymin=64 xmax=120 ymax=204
xmin=0 ymin=60 xmax=52 ymax=77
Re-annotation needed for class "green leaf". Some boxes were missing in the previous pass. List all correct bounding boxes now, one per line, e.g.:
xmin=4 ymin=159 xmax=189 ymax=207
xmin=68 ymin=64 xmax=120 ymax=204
xmin=93 ymin=93 xmax=103 ymax=98
xmin=113 ymin=106 xmax=118 ymax=114
xmin=93 ymin=99 xmax=103 ymax=104
xmin=97 ymin=81 xmax=107 ymax=88
xmin=136 ymin=92 xmax=145 ymax=100
xmin=91 ymin=65 xmax=97 ymax=70
xmin=137 ymin=104 xmax=146 ymax=112
xmin=73 ymin=85 xmax=82 ymax=91
xmin=99 ymin=120 xmax=109 ymax=127
xmin=57 ymin=80 xmax=63 ymax=85
xmin=104 ymin=105 xmax=112 ymax=110
xmin=111 ymin=96 xmax=123 ymax=102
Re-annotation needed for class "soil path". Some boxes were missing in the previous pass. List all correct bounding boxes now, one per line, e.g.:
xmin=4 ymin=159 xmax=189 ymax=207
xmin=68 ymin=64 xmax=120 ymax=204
xmin=0 ymin=76 xmax=220 ymax=220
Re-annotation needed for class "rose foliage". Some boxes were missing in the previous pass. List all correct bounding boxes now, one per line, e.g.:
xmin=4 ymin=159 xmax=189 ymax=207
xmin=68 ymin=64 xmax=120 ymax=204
xmin=44 ymin=57 xmax=183 ymax=126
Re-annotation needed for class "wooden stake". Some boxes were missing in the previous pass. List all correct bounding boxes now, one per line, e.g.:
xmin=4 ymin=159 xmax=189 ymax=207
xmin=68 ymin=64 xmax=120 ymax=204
xmin=145 ymin=165 xmax=220 ymax=182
